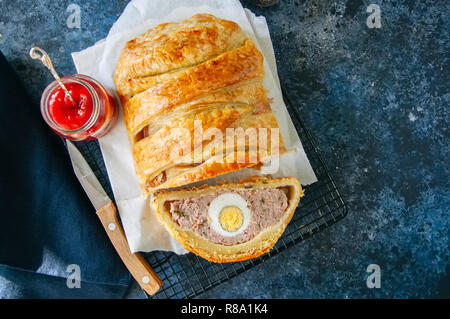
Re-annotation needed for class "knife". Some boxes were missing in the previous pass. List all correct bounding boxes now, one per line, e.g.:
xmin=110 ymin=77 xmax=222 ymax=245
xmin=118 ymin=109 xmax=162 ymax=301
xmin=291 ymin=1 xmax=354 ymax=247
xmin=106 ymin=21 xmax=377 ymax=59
xmin=66 ymin=140 xmax=163 ymax=295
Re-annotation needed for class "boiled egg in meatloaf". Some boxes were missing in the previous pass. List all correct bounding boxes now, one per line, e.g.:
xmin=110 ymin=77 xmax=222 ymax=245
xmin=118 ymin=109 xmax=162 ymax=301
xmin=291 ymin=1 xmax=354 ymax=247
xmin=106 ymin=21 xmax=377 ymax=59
xmin=208 ymin=193 xmax=251 ymax=237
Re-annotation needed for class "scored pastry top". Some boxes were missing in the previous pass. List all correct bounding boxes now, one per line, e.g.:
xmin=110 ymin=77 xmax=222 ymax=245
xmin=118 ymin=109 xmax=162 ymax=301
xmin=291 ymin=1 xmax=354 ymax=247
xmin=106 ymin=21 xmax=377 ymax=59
xmin=114 ymin=14 xmax=285 ymax=194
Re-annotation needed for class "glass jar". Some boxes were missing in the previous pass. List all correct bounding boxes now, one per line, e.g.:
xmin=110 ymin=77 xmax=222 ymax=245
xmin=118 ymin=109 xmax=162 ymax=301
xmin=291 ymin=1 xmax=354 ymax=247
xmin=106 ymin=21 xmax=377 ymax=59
xmin=40 ymin=74 xmax=118 ymax=141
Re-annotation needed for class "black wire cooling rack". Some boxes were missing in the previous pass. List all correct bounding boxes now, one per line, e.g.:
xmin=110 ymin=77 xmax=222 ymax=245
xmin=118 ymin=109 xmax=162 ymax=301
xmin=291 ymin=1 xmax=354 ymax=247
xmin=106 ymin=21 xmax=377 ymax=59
xmin=72 ymin=86 xmax=348 ymax=299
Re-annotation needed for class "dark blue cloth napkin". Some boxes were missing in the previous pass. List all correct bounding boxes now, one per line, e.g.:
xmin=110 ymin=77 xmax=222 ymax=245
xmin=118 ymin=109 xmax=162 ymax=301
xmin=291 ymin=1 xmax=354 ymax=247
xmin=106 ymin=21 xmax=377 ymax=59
xmin=0 ymin=51 xmax=131 ymax=298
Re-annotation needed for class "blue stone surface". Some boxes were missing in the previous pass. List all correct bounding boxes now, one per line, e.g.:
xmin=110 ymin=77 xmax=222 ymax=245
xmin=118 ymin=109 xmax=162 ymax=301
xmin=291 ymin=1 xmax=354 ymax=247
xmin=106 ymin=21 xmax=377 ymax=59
xmin=0 ymin=0 xmax=448 ymax=298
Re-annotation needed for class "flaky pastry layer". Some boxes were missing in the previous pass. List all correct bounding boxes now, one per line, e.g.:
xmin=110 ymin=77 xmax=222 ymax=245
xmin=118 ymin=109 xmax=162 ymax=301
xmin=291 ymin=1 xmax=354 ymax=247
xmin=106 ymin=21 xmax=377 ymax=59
xmin=114 ymin=14 xmax=285 ymax=195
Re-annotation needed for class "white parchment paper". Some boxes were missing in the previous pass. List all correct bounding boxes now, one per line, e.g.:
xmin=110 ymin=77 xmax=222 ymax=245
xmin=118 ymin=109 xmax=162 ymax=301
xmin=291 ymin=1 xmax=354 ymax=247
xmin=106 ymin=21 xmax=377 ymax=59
xmin=72 ymin=0 xmax=317 ymax=253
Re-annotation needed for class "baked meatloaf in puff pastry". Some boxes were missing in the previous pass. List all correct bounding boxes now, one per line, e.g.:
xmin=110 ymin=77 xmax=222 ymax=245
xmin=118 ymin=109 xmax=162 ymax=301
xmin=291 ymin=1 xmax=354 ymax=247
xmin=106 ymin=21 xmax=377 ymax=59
xmin=152 ymin=177 xmax=303 ymax=262
xmin=114 ymin=14 xmax=286 ymax=194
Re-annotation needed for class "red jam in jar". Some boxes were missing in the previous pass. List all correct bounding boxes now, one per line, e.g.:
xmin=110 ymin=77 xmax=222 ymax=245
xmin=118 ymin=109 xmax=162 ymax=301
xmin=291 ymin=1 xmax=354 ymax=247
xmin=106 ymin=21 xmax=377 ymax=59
xmin=48 ymin=82 xmax=94 ymax=131
xmin=41 ymin=74 xmax=118 ymax=141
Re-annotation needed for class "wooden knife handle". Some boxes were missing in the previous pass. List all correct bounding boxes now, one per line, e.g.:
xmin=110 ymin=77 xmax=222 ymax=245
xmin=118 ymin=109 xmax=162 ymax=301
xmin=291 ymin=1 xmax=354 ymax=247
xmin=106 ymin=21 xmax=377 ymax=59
xmin=96 ymin=201 xmax=163 ymax=295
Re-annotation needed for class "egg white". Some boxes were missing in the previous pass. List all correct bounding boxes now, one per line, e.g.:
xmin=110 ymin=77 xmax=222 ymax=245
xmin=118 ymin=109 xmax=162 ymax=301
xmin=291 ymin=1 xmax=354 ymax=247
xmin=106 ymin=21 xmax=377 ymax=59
xmin=208 ymin=193 xmax=251 ymax=237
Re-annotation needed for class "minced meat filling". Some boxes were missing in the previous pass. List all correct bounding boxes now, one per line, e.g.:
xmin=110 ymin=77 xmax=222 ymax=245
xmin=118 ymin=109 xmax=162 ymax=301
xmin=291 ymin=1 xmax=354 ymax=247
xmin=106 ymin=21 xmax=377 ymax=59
xmin=169 ymin=188 xmax=288 ymax=246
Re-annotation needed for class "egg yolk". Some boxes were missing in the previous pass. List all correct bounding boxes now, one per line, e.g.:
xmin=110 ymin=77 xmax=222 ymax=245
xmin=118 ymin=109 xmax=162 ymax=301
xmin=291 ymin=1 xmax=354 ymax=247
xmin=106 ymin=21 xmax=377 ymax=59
xmin=219 ymin=206 xmax=244 ymax=232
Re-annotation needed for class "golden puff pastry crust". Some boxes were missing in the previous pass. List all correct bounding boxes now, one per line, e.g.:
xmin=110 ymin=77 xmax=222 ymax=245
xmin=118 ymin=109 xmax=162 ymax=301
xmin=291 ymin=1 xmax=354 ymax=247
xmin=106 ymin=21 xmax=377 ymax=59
xmin=152 ymin=177 xmax=303 ymax=263
xmin=114 ymin=14 xmax=285 ymax=194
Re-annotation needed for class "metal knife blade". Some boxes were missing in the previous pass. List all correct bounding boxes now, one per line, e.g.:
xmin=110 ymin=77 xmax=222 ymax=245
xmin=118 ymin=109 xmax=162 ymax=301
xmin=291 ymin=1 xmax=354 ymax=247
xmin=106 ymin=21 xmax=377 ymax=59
xmin=66 ymin=140 xmax=111 ymax=210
